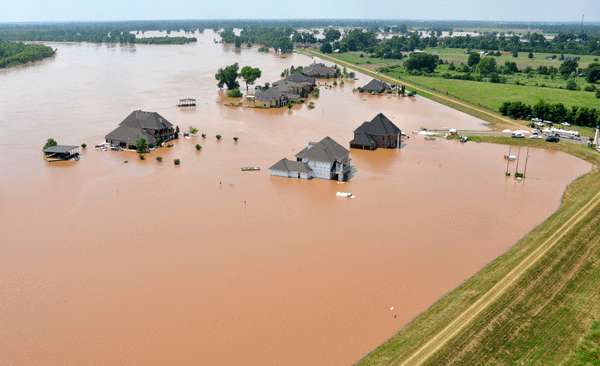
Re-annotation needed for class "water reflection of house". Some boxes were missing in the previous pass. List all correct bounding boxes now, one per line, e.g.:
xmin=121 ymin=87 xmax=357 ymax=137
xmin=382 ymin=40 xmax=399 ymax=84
xmin=362 ymin=79 xmax=391 ymax=93
xmin=270 ymin=136 xmax=351 ymax=181
xmin=106 ymin=110 xmax=174 ymax=149
xmin=301 ymin=62 xmax=337 ymax=78
xmin=350 ymin=113 xmax=402 ymax=150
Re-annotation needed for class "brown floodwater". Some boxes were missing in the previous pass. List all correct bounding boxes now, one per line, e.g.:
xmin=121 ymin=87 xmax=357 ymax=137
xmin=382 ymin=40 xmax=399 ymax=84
xmin=0 ymin=31 xmax=594 ymax=365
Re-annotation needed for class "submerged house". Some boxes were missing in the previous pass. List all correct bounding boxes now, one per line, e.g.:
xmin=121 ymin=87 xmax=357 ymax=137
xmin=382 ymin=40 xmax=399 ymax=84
xmin=270 ymin=136 xmax=351 ymax=181
xmin=43 ymin=145 xmax=79 ymax=162
xmin=105 ymin=110 xmax=174 ymax=149
xmin=254 ymin=88 xmax=288 ymax=108
xmin=301 ymin=62 xmax=337 ymax=78
xmin=362 ymin=79 xmax=391 ymax=93
xmin=350 ymin=113 xmax=402 ymax=150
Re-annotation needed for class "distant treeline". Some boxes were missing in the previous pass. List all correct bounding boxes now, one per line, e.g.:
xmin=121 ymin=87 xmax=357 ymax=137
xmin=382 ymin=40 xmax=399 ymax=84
xmin=0 ymin=28 xmax=196 ymax=44
xmin=220 ymin=26 xmax=293 ymax=52
xmin=1 ymin=20 xmax=599 ymax=35
xmin=0 ymin=40 xmax=55 ymax=68
xmin=135 ymin=36 xmax=196 ymax=44
xmin=499 ymin=100 xmax=599 ymax=127
xmin=322 ymin=31 xmax=600 ymax=58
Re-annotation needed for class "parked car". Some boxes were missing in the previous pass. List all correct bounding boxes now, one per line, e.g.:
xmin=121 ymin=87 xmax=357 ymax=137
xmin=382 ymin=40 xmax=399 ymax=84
xmin=561 ymin=122 xmax=571 ymax=127
xmin=511 ymin=132 xmax=525 ymax=138
xmin=535 ymin=122 xmax=544 ymax=127
xmin=531 ymin=134 xmax=543 ymax=139
xmin=460 ymin=135 xmax=468 ymax=143
xmin=546 ymin=136 xmax=560 ymax=142
xmin=111 ymin=146 xmax=123 ymax=151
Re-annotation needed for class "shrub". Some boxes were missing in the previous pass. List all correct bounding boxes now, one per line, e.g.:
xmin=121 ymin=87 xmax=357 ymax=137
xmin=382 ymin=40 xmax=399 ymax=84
xmin=233 ymin=137 xmax=238 ymax=142
xmin=566 ymin=78 xmax=579 ymax=91
xmin=43 ymin=138 xmax=57 ymax=150
xmin=139 ymin=154 xmax=145 ymax=160
xmin=189 ymin=126 xmax=198 ymax=135
xmin=596 ymin=89 xmax=600 ymax=98
xmin=333 ymin=80 xmax=337 ymax=86
xmin=216 ymin=135 xmax=222 ymax=140
xmin=174 ymin=159 xmax=180 ymax=165
xmin=258 ymin=46 xmax=269 ymax=53
xmin=124 ymin=161 xmax=128 ymax=163
xmin=227 ymin=89 xmax=242 ymax=98
xmin=584 ymin=85 xmax=596 ymax=92
xmin=156 ymin=156 xmax=163 ymax=162
xmin=202 ymin=134 xmax=206 ymax=138
xmin=195 ymin=144 xmax=202 ymax=150
xmin=81 ymin=143 xmax=87 ymax=149
xmin=407 ymin=91 xmax=415 ymax=97
xmin=489 ymin=72 xmax=500 ymax=83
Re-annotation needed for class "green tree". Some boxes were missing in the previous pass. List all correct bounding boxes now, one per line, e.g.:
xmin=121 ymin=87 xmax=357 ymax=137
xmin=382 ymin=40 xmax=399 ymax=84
xmin=174 ymin=159 xmax=180 ymax=165
xmin=234 ymin=36 xmax=241 ymax=48
xmin=189 ymin=126 xmax=198 ymax=135
xmin=139 ymin=154 xmax=145 ymax=160
xmin=240 ymin=66 xmax=262 ymax=91
xmin=233 ymin=137 xmax=239 ymax=142
xmin=566 ymin=78 xmax=579 ymax=90
xmin=404 ymin=53 xmax=439 ymax=73
xmin=81 ymin=143 xmax=87 ymax=149
xmin=136 ymin=138 xmax=148 ymax=153
xmin=156 ymin=156 xmax=163 ymax=162
xmin=320 ymin=42 xmax=333 ymax=54
xmin=323 ymin=28 xmax=341 ymax=43
xmin=512 ymin=51 xmax=518 ymax=58
xmin=476 ymin=57 xmax=497 ymax=76
xmin=489 ymin=72 xmax=500 ymax=83
xmin=585 ymin=62 xmax=600 ymax=84
xmin=559 ymin=59 xmax=578 ymax=76
xmin=215 ymin=63 xmax=240 ymax=90
xmin=43 ymin=138 xmax=57 ymax=150
xmin=195 ymin=144 xmax=202 ymax=150
xmin=216 ymin=135 xmax=222 ymax=140
xmin=528 ymin=52 xmax=534 ymax=59
xmin=467 ymin=52 xmax=480 ymax=67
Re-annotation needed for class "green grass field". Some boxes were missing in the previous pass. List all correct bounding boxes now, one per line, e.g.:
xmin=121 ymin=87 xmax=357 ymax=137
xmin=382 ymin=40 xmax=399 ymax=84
xmin=355 ymin=138 xmax=600 ymax=366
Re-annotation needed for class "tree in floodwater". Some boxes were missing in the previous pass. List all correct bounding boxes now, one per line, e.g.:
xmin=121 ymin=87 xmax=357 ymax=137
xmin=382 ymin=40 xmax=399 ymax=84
xmin=43 ymin=138 xmax=57 ymax=150
xmin=136 ymin=138 xmax=148 ymax=153
xmin=215 ymin=63 xmax=240 ymax=90
xmin=240 ymin=66 xmax=262 ymax=90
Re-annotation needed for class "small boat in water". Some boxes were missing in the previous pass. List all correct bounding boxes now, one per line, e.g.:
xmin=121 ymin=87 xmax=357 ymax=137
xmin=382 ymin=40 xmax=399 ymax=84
xmin=241 ymin=167 xmax=260 ymax=171
xmin=504 ymin=155 xmax=516 ymax=160
xmin=424 ymin=136 xmax=436 ymax=140
xmin=336 ymin=192 xmax=355 ymax=198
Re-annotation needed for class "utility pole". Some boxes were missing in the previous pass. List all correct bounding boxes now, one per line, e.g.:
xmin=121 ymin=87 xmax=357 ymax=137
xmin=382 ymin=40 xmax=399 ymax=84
xmin=523 ymin=146 xmax=530 ymax=179
xmin=515 ymin=144 xmax=521 ymax=175
xmin=506 ymin=145 xmax=512 ymax=175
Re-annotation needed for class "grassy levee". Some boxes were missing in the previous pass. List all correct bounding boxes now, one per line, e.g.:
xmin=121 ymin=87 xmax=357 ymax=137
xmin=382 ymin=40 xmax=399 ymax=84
xmin=352 ymin=139 xmax=600 ymax=366
xmin=299 ymin=49 xmax=523 ymax=131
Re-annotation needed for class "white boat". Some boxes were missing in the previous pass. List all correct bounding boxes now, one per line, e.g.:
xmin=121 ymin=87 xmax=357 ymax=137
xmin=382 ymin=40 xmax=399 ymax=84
xmin=504 ymin=155 xmax=516 ymax=160
xmin=336 ymin=192 xmax=355 ymax=198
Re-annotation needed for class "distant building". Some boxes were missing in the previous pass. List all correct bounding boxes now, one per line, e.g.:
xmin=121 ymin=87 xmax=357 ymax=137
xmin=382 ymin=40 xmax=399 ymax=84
xmin=362 ymin=79 xmax=391 ymax=93
xmin=350 ymin=113 xmax=402 ymax=150
xmin=301 ymin=62 xmax=337 ymax=78
xmin=270 ymin=136 xmax=351 ymax=181
xmin=106 ymin=110 xmax=174 ymax=149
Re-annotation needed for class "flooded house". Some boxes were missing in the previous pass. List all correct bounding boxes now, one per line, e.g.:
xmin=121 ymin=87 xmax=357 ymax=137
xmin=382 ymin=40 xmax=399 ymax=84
xmin=105 ymin=110 xmax=174 ymax=149
xmin=270 ymin=136 xmax=351 ymax=181
xmin=255 ymin=72 xmax=316 ymax=108
xmin=350 ymin=113 xmax=402 ymax=150
xmin=301 ymin=62 xmax=337 ymax=78
xmin=362 ymin=78 xmax=391 ymax=93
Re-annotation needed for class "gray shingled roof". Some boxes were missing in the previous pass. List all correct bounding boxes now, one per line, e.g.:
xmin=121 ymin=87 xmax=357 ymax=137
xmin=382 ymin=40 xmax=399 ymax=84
xmin=295 ymin=136 xmax=349 ymax=163
xmin=106 ymin=125 xmax=157 ymax=145
xmin=363 ymin=79 xmax=391 ymax=92
xmin=354 ymin=113 xmax=401 ymax=136
xmin=255 ymin=88 xmax=284 ymax=102
xmin=119 ymin=110 xmax=173 ymax=130
xmin=349 ymin=132 xmax=376 ymax=146
xmin=302 ymin=62 xmax=336 ymax=78
xmin=43 ymin=145 xmax=78 ymax=153
xmin=286 ymin=72 xmax=315 ymax=84
xmin=269 ymin=158 xmax=312 ymax=173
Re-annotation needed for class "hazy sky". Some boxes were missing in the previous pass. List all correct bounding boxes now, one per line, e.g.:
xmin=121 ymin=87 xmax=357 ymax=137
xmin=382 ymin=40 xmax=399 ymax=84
xmin=2 ymin=0 xmax=598 ymax=23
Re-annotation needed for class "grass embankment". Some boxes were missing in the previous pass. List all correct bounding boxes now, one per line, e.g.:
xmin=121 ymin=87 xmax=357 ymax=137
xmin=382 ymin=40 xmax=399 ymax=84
xmin=353 ymin=139 xmax=600 ymax=366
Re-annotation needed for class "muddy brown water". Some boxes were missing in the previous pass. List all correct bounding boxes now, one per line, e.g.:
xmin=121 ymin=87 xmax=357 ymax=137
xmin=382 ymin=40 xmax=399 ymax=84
xmin=0 ymin=31 xmax=593 ymax=365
